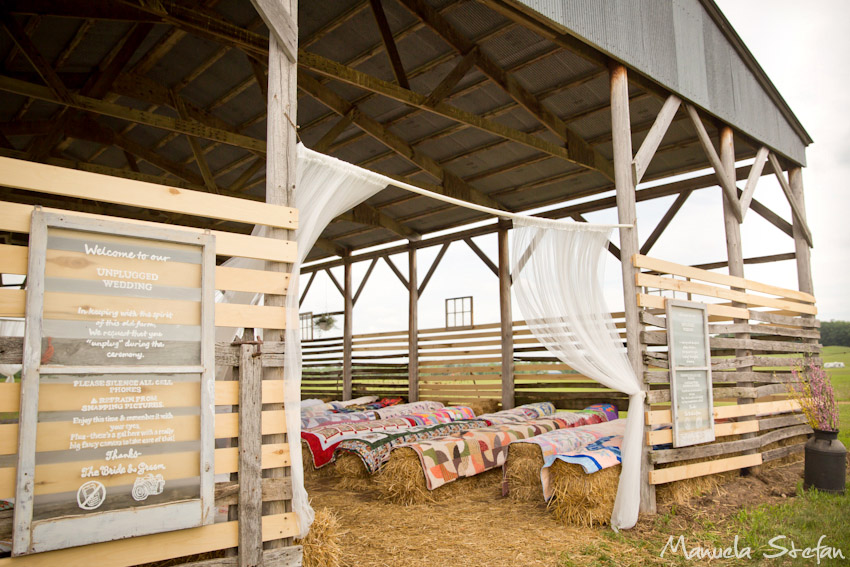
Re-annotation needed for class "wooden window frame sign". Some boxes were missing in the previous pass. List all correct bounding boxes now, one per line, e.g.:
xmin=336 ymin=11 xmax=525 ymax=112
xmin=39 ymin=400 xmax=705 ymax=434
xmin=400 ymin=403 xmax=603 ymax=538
xmin=665 ymin=298 xmax=715 ymax=448
xmin=13 ymin=210 xmax=216 ymax=555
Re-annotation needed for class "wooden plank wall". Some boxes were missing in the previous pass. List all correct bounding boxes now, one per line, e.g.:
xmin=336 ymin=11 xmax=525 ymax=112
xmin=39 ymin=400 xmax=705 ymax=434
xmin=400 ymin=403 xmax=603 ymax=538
xmin=0 ymin=159 xmax=300 ymax=566
xmin=634 ymin=255 xmax=818 ymax=485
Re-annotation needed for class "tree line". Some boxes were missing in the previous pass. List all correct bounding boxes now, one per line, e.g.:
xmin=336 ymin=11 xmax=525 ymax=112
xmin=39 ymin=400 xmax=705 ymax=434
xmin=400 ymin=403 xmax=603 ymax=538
xmin=821 ymin=321 xmax=850 ymax=346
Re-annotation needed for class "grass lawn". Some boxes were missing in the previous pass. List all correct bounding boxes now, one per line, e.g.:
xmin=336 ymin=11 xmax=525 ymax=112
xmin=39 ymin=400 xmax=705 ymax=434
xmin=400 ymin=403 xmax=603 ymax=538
xmin=822 ymin=346 xmax=850 ymax=448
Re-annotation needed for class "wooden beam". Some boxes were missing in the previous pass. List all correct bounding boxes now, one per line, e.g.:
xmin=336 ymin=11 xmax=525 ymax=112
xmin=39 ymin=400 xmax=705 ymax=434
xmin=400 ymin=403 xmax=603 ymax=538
xmin=353 ymin=258 xmax=378 ymax=305
xmin=369 ymin=0 xmax=409 ymax=89
xmin=397 ymin=0 xmax=614 ymax=181
xmin=0 ymin=10 xmax=72 ymax=104
xmin=173 ymin=92 xmax=219 ymax=193
xmin=249 ymin=0 xmax=297 ymax=62
xmin=383 ymin=256 xmax=409 ymax=288
xmin=297 ymin=72 xmax=504 ymax=210
xmin=299 ymin=271 xmax=317 ymax=308
xmin=463 ymin=237 xmax=498 ymax=277
xmin=229 ymin=158 xmax=265 ymax=192
xmin=247 ymin=55 xmax=269 ymax=102
xmin=498 ymin=224 xmax=513 ymax=409
xmin=610 ymin=62 xmax=654 ymax=515
xmin=739 ymin=146 xmax=768 ymax=219
xmin=684 ymin=103 xmax=743 ymax=222
xmin=423 ymin=47 xmax=478 ymax=107
xmin=408 ymin=245 xmax=419 ymax=402
xmin=0 ymin=75 xmax=266 ymax=152
xmin=639 ymin=191 xmax=691 ymax=255
xmin=237 ymin=344 xmax=262 ymax=567
xmin=337 ymin=202 xmax=421 ymax=241
xmin=418 ymin=242 xmax=450 ymax=295
xmin=632 ymin=95 xmax=681 ymax=184
xmin=325 ymin=268 xmax=344 ymax=297
xmin=690 ymin=252 xmax=795 ymax=272
xmin=572 ymin=213 xmax=621 ymax=260
xmin=312 ymin=113 xmax=354 ymax=153
xmin=297 ymin=51 xmax=589 ymax=181
xmin=768 ymin=153 xmax=813 ymax=247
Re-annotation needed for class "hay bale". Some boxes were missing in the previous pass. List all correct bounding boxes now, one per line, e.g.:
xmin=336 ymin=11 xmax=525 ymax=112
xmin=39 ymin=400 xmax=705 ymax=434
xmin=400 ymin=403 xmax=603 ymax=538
xmin=504 ymin=443 xmax=544 ymax=502
xmin=302 ymin=441 xmax=335 ymax=480
xmin=301 ymin=508 xmax=343 ymax=567
xmin=465 ymin=399 xmax=500 ymax=416
xmin=375 ymin=448 xmax=502 ymax=505
xmin=547 ymin=461 xmax=620 ymax=527
xmin=333 ymin=451 xmax=373 ymax=491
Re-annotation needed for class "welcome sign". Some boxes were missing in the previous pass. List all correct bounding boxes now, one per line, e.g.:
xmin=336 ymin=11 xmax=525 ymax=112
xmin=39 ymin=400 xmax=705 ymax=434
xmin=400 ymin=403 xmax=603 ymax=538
xmin=13 ymin=210 xmax=216 ymax=555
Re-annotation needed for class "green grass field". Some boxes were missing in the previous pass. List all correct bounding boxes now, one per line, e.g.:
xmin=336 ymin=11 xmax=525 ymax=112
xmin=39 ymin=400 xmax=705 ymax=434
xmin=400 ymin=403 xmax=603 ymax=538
xmin=822 ymin=346 xmax=850 ymax=448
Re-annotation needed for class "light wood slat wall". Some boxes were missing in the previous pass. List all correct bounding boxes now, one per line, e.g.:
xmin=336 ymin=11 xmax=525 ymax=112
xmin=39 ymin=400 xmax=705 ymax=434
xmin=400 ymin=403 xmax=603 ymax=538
xmin=635 ymin=255 xmax=818 ymax=485
xmin=0 ymin=157 xmax=298 ymax=565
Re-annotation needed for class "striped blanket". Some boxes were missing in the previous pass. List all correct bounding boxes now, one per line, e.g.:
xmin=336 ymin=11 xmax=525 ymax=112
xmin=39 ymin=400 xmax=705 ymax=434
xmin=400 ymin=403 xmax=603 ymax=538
xmin=407 ymin=408 xmax=609 ymax=490
xmin=302 ymin=406 xmax=476 ymax=468
xmin=514 ymin=418 xmax=626 ymax=500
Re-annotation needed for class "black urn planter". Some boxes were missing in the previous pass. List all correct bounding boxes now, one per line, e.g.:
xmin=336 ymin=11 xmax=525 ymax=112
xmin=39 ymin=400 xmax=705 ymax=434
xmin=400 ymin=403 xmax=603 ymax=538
xmin=803 ymin=429 xmax=846 ymax=494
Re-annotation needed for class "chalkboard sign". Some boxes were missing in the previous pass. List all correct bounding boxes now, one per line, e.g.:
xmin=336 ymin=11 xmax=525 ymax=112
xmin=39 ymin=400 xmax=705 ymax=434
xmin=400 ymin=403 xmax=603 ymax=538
xmin=14 ymin=211 xmax=215 ymax=555
xmin=665 ymin=299 xmax=715 ymax=448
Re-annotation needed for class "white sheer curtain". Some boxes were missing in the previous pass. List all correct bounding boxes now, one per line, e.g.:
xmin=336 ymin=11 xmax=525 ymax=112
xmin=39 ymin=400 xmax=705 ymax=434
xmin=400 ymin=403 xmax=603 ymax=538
xmin=511 ymin=217 xmax=644 ymax=530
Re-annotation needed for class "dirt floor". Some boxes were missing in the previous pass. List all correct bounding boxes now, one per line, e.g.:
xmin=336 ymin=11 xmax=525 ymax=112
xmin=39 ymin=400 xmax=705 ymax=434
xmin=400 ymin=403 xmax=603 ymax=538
xmin=304 ymin=459 xmax=815 ymax=567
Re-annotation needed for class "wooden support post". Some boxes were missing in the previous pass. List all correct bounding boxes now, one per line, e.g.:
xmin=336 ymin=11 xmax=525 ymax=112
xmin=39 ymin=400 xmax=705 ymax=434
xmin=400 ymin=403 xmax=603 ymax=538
xmin=789 ymin=167 xmax=814 ymax=295
xmin=609 ymin=62 xmax=655 ymax=515
xmin=498 ymin=223 xmax=514 ymax=409
xmin=260 ymin=0 xmax=297 ymax=554
xmin=343 ymin=254 xmax=353 ymax=400
xmin=408 ymin=245 xmax=419 ymax=402
xmin=720 ymin=127 xmax=754 ymax=468
xmin=239 ymin=344 xmax=263 ymax=567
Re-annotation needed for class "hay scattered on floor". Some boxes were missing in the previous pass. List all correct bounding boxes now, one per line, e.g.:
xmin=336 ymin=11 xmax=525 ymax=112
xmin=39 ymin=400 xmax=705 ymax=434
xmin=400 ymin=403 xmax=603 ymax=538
xmin=333 ymin=451 xmax=374 ymax=491
xmin=375 ymin=447 xmax=502 ymax=505
xmin=301 ymin=508 xmax=343 ymax=567
xmin=547 ymin=461 xmax=620 ymax=527
xmin=504 ymin=443 xmax=544 ymax=502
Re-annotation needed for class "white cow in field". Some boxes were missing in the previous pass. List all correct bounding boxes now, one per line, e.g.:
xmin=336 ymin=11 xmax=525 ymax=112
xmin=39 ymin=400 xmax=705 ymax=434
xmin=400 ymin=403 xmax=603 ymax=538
xmin=824 ymin=362 xmax=845 ymax=368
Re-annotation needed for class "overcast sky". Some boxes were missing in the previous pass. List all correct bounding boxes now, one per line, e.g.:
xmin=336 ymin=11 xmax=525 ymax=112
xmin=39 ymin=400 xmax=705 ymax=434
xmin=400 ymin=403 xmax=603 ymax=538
xmin=300 ymin=1 xmax=850 ymax=336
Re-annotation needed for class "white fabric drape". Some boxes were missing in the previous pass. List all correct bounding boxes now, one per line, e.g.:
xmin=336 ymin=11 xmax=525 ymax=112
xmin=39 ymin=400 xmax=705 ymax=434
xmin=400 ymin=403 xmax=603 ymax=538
xmin=510 ymin=217 xmax=644 ymax=530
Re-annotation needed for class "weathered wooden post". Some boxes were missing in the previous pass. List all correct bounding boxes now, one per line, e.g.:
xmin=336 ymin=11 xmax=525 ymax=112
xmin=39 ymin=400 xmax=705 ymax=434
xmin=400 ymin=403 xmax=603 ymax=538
xmin=498 ymin=221 xmax=514 ymax=409
xmin=609 ymin=61 xmax=655 ymax=515
xmin=253 ymin=0 xmax=299 ymax=558
xmin=343 ymin=254 xmax=353 ymax=400
xmin=408 ymin=244 xmax=419 ymax=402
xmin=789 ymin=167 xmax=814 ymax=295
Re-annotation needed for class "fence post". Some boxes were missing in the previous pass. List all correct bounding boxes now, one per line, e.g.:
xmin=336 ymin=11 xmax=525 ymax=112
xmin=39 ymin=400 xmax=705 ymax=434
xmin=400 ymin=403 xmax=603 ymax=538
xmin=239 ymin=343 xmax=263 ymax=567
xmin=498 ymin=222 xmax=514 ymax=409
xmin=408 ymin=244 xmax=419 ymax=402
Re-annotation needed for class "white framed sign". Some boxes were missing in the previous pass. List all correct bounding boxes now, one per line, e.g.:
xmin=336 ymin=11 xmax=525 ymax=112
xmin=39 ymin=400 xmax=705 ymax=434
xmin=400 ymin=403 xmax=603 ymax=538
xmin=665 ymin=298 xmax=715 ymax=448
xmin=14 ymin=210 xmax=216 ymax=555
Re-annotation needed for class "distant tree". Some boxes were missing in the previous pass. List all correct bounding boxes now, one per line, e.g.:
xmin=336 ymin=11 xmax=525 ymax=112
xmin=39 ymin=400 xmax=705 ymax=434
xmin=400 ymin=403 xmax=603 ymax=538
xmin=821 ymin=320 xmax=850 ymax=346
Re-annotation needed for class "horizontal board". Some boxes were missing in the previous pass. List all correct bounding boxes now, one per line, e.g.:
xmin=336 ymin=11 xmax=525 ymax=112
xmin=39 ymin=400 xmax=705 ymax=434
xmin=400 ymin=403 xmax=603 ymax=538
xmin=647 ymin=419 xmax=760 ymax=445
xmin=646 ymin=384 xmax=788 ymax=404
xmin=1 ymin=201 xmax=296 ymax=263
xmin=646 ymin=399 xmax=801 ymax=425
xmin=0 ymin=156 xmax=297 ymax=229
xmin=0 ymin=443 xmax=290 ymax=499
xmin=634 ymin=255 xmax=816 ymax=303
xmin=650 ymin=424 xmax=811 ymax=464
xmin=649 ymin=453 xmax=763 ymax=484
xmin=215 ymin=303 xmax=286 ymax=329
xmin=213 ymin=410 xmax=286 ymax=438
xmin=0 ymin=513 xmax=297 ymax=567
xmin=1 ymin=245 xmax=290 ymax=295
xmin=214 ymin=380 xmax=285 ymax=405
xmin=636 ymin=273 xmax=817 ymax=315
xmin=637 ymin=293 xmax=748 ymax=319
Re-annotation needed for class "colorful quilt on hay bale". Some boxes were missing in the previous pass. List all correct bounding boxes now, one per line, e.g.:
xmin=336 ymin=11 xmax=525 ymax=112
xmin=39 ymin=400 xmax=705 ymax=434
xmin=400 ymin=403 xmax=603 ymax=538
xmin=476 ymin=401 xmax=556 ymax=424
xmin=408 ymin=408 xmax=610 ymax=490
xmin=513 ymin=418 xmax=626 ymax=500
xmin=335 ymin=419 xmax=490 ymax=474
xmin=302 ymin=406 xmax=476 ymax=468
xmin=300 ymin=400 xmax=445 ymax=430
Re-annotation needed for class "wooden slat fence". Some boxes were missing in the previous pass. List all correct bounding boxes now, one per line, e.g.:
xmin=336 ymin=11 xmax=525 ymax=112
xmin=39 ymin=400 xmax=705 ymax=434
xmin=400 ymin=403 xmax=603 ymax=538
xmin=0 ymin=158 xmax=301 ymax=566
xmin=634 ymin=254 xmax=818 ymax=485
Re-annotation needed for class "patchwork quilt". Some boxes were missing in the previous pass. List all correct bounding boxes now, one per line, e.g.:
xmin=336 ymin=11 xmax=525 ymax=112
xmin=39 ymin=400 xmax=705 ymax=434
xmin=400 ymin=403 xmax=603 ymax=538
xmin=300 ymin=400 xmax=446 ymax=430
xmin=302 ymin=406 xmax=476 ymax=468
xmin=513 ymin=418 xmax=627 ymax=500
xmin=477 ymin=401 xmax=556 ymax=424
xmin=407 ymin=408 xmax=610 ymax=490
xmin=335 ymin=419 xmax=490 ymax=474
